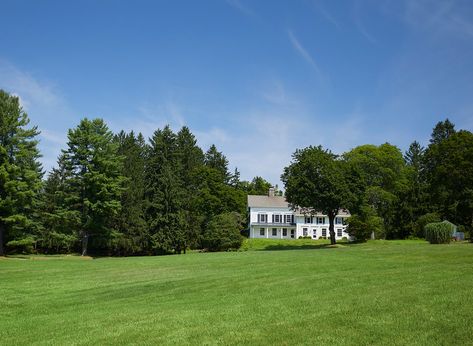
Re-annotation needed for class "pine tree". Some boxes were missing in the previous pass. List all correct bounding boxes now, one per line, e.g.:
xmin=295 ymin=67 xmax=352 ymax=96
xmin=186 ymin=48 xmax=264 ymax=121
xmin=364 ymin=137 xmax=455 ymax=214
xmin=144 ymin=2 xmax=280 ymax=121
xmin=204 ymin=144 xmax=230 ymax=183
xmin=60 ymin=118 xmax=124 ymax=256
xmin=0 ymin=90 xmax=43 ymax=255
xmin=176 ymin=126 xmax=205 ymax=249
xmin=146 ymin=125 xmax=186 ymax=254
xmin=113 ymin=131 xmax=148 ymax=255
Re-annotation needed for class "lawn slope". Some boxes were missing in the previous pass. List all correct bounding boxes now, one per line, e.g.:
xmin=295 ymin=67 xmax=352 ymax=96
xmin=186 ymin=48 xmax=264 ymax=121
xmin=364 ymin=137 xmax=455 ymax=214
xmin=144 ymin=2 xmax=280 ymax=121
xmin=1 ymin=240 xmax=472 ymax=345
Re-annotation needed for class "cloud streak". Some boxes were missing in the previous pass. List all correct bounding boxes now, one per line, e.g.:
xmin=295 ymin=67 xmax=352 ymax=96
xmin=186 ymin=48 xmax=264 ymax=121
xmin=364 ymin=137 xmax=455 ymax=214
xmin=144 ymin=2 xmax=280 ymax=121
xmin=287 ymin=30 xmax=322 ymax=76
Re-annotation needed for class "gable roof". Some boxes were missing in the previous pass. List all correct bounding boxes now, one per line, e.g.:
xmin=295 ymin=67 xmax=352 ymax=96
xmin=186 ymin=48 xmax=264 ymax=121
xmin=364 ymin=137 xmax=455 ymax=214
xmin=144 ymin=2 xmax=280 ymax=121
xmin=247 ymin=195 xmax=351 ymax=216
xmin=247 ymin=195 xmax=289 ymax=208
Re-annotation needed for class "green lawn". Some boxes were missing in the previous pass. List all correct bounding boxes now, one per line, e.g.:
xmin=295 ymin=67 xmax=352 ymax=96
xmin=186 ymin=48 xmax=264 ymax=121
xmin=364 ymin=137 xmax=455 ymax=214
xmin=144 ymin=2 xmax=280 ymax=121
xmin=1 ymin=240 xmax=472 ymax=345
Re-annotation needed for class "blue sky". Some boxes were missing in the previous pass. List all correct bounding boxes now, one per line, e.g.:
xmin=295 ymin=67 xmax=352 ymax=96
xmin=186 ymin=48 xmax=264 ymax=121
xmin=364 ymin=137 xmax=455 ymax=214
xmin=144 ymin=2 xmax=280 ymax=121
xmin=1 ymin=0 xmax=473 ymax=186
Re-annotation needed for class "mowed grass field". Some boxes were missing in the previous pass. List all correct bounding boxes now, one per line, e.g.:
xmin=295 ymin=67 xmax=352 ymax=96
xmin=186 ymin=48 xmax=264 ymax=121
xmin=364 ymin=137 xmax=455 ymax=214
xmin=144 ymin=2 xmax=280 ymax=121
xmin=1 ymin=240 xmax=472 ymax=345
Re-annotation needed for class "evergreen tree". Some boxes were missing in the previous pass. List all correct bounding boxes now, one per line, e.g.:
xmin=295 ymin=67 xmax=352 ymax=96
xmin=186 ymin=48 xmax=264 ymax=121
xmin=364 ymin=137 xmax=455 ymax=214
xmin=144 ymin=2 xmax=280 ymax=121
xmin=176 ymin=126 xmax=205 ymax=249
xmin=59 ymin=118 xmax=124 ymax=256
xmin=430 ymin=119 xmax=456 ymax=145
xmin=0 ymin=90 xmax=43 ymax=255
xmin=398 ymin=141 xmax=428 ymax=237
xmin=204 ymin=144 xmax=230 ymax=183
xmin=38 ymin=157 xmax=80 ymax=253
xmin=146 ymin=126 xmax=186 ymax=254
xmin=112 ymin=131 xmax=148 ymax=255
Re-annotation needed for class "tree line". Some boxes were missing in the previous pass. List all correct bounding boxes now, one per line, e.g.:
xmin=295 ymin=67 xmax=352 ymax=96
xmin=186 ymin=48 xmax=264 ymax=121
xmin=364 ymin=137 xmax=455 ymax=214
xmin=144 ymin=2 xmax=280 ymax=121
xmin=283 ymin=119 xmax=473 ymax=244
xmin=1 ymin=89 xmax=472 ymax=254
xmin=0 ymin=90 xmax=273 ymax=256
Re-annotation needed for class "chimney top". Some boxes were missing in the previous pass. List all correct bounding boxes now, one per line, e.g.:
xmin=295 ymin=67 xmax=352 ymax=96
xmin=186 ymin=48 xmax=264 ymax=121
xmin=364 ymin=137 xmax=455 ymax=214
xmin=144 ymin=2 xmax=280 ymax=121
xmin=268 ymin=187 xmax=275 ymax=197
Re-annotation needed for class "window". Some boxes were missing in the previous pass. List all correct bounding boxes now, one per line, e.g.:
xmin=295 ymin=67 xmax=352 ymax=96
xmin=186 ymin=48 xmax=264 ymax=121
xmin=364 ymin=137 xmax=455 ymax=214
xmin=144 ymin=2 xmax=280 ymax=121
xmin=283 ymin=228 xmax=287 ymax=237
xmin=260 ymin=228 xmax=265 ymax=236
xmin=274 ymin=214 xmax=282 ymax=223
xmin=303 ymin=228 xmax=308 ymax=236
xmin=337 ymin=229 xmax=342 ymax=237
xmin=335 ymin=217 xmax=342 ymax=225
xmin=258 ymin=214 xmax=267 ymax=223
xmin=272 ymin=228 xmax=277 ymax=236
xmin=305 ymin=216 xmax=312 ymax=224
xmin=284 ymin=214 xmax=293 ymax=224
xmin=312 ymin=229 xmax=317 ymax=238
xmin=322 ymin=229 xmax=327 ymax=237
xmin=290 ymin=229 xmax=295 ymax=238
xmin=317 ymin=217 xmax=324 ymax=225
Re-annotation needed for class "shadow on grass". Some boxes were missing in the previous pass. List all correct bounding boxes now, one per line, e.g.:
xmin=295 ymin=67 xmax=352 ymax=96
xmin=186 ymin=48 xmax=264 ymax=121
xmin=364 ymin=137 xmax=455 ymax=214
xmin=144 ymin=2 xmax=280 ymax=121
xmin=258 ymin=243 xmax=350 ymax=251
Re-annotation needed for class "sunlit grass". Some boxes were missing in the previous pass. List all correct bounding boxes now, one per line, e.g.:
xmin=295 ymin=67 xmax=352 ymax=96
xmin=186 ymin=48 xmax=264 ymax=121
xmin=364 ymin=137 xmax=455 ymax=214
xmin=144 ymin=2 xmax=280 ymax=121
xmin=1 ymin=240 xmax=472 ymax=345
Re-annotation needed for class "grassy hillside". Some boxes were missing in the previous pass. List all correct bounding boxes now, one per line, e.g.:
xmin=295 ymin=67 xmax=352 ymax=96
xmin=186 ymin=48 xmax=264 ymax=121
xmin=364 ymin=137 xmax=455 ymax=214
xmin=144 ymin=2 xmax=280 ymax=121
xmin=1 ymin=240 xmax=472 ymax=345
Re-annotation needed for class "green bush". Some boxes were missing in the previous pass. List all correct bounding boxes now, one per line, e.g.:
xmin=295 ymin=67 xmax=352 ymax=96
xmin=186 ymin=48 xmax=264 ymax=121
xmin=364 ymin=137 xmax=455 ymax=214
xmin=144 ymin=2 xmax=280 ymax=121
xmin=415 ymin=213 xmax=441 ymax=238
xmin=202 ymin=212 xmax=243 ymax=251
xmin=346 ymin=213 xmax=383 ymax=242
xmin=424 ymin=222 xmax=452 ymax=244
xmin=6 ymin=237 xmax=36 ymax=254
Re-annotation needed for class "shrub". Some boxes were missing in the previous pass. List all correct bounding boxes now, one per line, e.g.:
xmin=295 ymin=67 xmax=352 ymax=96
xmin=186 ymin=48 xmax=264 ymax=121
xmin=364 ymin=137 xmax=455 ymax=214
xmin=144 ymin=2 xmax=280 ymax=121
xmin=202 ymin=212 xmax=243 ymax=251
xmin=424 ymin=222 xmax=452 ymax=244
xmin=415 ymin=213 xmax=441 ymax=238
xmin=6 ymin=237 xmax=36 ymax=254
xmin=346 ymin=214 xmax=383 ymax=242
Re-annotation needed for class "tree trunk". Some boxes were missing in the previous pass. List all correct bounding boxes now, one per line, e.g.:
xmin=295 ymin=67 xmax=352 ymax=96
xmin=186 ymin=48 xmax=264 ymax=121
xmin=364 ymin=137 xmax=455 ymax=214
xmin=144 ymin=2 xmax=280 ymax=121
xmin=81 ymin=233 xmax=89 ymax=256
xmin=0 ymin=221 xmax=5 ymax=256
xmin=328 ymin=211 xmax=336 ymax=245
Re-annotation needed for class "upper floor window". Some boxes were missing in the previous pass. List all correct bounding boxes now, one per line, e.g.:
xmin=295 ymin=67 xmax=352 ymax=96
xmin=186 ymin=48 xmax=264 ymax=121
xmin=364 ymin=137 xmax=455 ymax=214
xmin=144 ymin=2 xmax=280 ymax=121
xmin=284 ymin=214 xmax=293 ymax=224
xmin=258 ymin=214 xmax=268 ymax=223
xmin=305 ymin=216 xmax=312 ymax=224
xmin=317 ymin=217 xmax=325 ymax=225
xmin=335 ymin=217 xmax=342 ymax=225
xmin=273 ymin=214 xmax=282 ymax=223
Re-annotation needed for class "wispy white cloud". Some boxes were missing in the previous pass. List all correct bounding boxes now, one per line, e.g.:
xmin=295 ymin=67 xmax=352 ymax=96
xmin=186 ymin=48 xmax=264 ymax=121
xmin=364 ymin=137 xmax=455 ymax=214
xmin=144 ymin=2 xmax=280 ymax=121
xmin=0 ymin=59 xmax=77 ymax=174
xmin=287 ymin=29 xmax=322 ymax=76
xmin=400 ymin=0 xmax=473 ymax=40
xmin=353 ymin=0 xmax=377 ymax=44
xmin=313 ymin=1 xmax=341 ymax=30
xmin=225 ymin=0 xmax=256 ymax=18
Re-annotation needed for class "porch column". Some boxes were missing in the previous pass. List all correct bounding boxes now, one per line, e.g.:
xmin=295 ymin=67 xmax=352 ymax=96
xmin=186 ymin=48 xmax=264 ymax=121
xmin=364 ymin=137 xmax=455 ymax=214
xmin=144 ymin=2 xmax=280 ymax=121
xmin=266 ymin=228 xmax=268 ymax=238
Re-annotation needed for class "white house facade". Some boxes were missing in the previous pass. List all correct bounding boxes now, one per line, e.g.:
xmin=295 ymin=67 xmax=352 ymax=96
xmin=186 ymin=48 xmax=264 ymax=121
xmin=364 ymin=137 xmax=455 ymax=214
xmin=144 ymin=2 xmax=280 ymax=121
xmin=247 ymin=190 xmax=350 ymax=240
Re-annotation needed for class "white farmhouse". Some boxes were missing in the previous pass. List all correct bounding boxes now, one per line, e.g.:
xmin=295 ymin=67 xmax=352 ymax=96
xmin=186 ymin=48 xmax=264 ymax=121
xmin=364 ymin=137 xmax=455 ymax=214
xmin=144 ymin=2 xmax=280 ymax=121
xmin=247 ymin=188 xmax=350 ymax=240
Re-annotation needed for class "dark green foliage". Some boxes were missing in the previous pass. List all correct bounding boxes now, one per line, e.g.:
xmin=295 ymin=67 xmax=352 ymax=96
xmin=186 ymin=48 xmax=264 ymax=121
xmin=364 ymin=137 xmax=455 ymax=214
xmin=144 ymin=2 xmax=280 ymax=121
xmin=430 ymin=119 xmax=456 ymax=145
xmin=240 ymin=176 xmax=272 ymax=195
xmin=6 ymin=237 xmax=36 ymax=254
xmin=202 ymin=212 xmax=243 ymax=251
xmin=112 ymin=131 xmax=149 ymax=255
xmin=205 ymin=144 xmax=231 ymax=183
xmin=282 ymin=145 xmax=354 ymax=245
xmin=58 ymin=118 xmax=125 ymax=255
xmin=424 ymin=128 xmax=473 ymax=228
xmin=424 ymin=222 xmax=453 ymax=244
xmin=0 ymin=90 xmax=43 ymax=256
xmin=414 ymin=213 xmax=441 ymax=238
xmin=343 ymin=143 xmax=408 ymax=239
xmin=346 ymin=208 xmax=384 ymax=242
xmin=145 ymin=126 xmax=187 ymax=254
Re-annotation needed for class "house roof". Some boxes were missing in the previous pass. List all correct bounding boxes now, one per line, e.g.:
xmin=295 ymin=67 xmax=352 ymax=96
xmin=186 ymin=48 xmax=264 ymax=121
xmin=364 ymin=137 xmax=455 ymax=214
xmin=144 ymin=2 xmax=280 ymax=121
xmin=247 ymin=194 xmax=351 ymax=216
xmin=247 ymin=195 xmax=289 ymax=208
